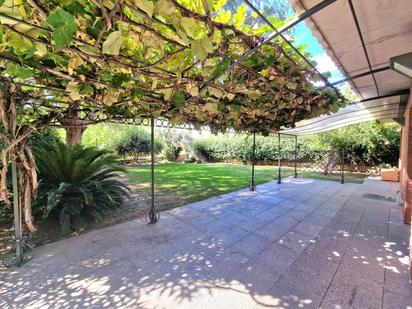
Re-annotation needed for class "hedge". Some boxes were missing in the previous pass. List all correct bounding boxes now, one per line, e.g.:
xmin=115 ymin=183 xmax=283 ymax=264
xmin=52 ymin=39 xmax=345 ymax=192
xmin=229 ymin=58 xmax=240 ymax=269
xmin=192 ymin=121 xmax=400 ymax=168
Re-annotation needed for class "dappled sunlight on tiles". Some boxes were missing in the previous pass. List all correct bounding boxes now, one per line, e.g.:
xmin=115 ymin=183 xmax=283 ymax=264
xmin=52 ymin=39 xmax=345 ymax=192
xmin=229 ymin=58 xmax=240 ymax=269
xmin=2 ymin=179 xmax=410 ymax=308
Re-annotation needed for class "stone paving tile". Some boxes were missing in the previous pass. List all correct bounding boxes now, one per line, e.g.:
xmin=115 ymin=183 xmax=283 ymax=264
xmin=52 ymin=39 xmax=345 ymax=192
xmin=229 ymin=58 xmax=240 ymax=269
xmin=269 ymin=267 xmax=329 ymax=308
xmin=292 ymin=221 xmax=324 ymax=237
xmin=284 ymin=207 xmax=311 ymax=220
xmin=3 ymin=178 xmax=411 ymax=309
xmin=276 ymin=230 xmax=314 ymax=254
xmin=227 ymin=233 xmax=273 ymax=258
xmin=258 ymin=243 xmax=300 ymax=272
xmin=301 ymin=213 xmax=334 ymax=227
xmin=236 ymin=256 xmax=283 ymax=294
xmin=322 ymin=272 xmax=384 ymax=309
xmin=382 ymin=289 xmax=412 ymax=309
xmin=253 ymin=217 xmax=298 ymax=241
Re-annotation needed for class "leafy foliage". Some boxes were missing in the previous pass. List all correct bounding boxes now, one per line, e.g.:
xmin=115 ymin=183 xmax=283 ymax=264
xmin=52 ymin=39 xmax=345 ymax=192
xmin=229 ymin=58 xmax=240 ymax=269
xmin=73 ymin=123 xmax=141 ymax=149
xmin=34 ymin=142 xmax=129 ymax=232
xmin=317 ymin=121 xmax=400 ymax=167
xmin=0 ymin=0 xmax=346 ymax=135
xmin=158 ymin=128 xmax=192 ymax=161
xmin=115 ymin=130 xmax=163 ymax=162
xmin=192 ymin=121 xmax=401 ymax=167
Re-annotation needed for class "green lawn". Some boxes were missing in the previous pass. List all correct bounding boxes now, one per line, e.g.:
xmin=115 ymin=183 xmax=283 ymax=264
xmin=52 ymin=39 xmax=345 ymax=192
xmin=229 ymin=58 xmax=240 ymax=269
xmin=127 ymin=163 xmax=367 ymax=207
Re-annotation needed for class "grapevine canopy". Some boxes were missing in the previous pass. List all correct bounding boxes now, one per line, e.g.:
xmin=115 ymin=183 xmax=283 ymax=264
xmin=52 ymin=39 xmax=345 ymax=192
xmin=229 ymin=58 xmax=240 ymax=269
xmin=0 ymin=0 xmax=346 ymax=134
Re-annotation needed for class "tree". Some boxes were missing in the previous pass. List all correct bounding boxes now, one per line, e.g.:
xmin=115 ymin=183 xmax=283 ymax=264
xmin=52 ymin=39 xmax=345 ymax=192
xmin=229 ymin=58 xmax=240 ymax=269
xmin=116 ymin=131 xmax=163 ymax=162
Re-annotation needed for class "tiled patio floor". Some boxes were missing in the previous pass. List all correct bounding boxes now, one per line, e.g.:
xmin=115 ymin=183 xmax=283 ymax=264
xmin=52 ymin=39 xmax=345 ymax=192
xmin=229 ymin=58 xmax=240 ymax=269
xmin=1 ymin=178 xmax=411 ymax=308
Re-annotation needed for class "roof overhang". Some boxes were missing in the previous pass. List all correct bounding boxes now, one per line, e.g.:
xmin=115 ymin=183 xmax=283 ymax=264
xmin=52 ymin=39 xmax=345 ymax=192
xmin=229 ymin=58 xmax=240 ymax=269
xmin=283 ymin=0 xmax=412 ymax=134
xmin=282 ymin=91 xmax=409 ymax=135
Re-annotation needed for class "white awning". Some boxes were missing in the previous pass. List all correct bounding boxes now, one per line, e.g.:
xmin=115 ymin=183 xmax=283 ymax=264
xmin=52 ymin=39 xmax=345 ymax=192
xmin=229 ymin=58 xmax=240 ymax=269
xmin=282 ymin=93 xmax=406 ymax=135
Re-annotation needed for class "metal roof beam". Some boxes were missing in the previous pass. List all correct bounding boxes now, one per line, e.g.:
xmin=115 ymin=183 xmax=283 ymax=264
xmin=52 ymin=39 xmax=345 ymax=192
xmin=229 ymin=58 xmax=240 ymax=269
xmin=348 ymin=0 xmax=380 ymax=97
xmin=352 ymin=89 xmax=410 ymax=104
xmin=328 ymin=66 xmax=390 ymax=87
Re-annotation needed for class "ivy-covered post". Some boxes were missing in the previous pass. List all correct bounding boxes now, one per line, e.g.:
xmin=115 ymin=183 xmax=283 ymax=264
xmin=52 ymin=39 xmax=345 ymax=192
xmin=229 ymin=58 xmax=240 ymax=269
xmin=250 ymin=132 xmax=256 ymax=191
xmin=277 ymin=133 xmax=281 ymax=184
xmin=1 ymin=81 xmax=22 ymax=264
xmin=294 ymin=135 xmax=298 ymax=178
xmin=0 ymin=80 xmax=38 ymax=265
xmin=11 ymin=161 xmax=22 ymax=265
xmin=148 ymin=117 xmax=159 ymax=224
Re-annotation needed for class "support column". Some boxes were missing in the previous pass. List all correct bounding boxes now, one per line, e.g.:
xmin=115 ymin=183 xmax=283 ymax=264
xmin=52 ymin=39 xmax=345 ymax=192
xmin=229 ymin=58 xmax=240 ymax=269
xmin=277 ymin=133 xmax=281 ymax=184
xmin=250 ymin=132 xmax=256 ymax=191
xmin=148 ymin=117 xmax=159 ymax=224
xmin=294 ymin=135 xmax=298 ymax=178
xmin=341 ymin=149 xmax=345 ymax=184
xmin=12 ymin=160 xmax=22 ymax=265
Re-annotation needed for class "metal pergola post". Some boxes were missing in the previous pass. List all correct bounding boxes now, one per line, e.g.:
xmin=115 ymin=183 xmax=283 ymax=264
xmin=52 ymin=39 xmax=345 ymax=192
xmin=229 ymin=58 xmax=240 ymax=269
xmin=341 ymin=149 xmax=345 ymax=184
xmin=277 ymin=133 xmax=281 ymax=184
xmin=12 ymin=160 xmax=22 ymax=265
xmin=250 ymin=132 xmax=256 ymax=191
xmin=148 ymin=117 xmax=159 ymax=224
xmin=294 ymin=135 xmax=298 ymax=178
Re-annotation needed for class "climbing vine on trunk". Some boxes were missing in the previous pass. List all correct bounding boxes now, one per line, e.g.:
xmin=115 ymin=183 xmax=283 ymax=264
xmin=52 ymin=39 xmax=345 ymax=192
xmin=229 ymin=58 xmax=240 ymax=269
xmin=0 ymin=81 xmax=37 ymax=232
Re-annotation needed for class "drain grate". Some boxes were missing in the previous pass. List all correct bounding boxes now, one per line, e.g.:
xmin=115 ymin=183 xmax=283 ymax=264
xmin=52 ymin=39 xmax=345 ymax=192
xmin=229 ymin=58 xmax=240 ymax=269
xmin=362 ymin=193 xmax=396 ymax=203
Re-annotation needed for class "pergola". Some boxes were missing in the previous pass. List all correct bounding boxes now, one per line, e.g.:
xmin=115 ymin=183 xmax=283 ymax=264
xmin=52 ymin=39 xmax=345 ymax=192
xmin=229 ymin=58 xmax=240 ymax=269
xmin=1 ymin=0 xmax=389 ymax=265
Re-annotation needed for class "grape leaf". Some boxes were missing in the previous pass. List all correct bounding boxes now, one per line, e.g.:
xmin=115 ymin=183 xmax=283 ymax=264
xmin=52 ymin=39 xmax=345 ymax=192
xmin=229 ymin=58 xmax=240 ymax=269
xmin=172 ymin=91 xmax=186 ymax=107
xmin=46 ymin=8 xmax=78 ymax=47
xmin=191 ymin=36 xmax=213 ymax=61
xmin=4 ymin=63 xmax=34 ymax=79
xmin=66 ymin=82 xmax=81 ymax=100
xmin=181 ymin=17 xmax=197 ymax=38
xmin=102 ymin=31 xmax=122 ymax=55
xmin=133 ymin=0 xmax=155 ymax=17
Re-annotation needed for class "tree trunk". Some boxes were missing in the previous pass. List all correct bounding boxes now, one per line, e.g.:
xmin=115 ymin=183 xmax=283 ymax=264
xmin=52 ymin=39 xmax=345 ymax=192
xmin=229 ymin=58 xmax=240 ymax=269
xmin=61 ymin=104 xmax=88 ymax=146
xmin=65 ymin=125 xmax=86 ymax=146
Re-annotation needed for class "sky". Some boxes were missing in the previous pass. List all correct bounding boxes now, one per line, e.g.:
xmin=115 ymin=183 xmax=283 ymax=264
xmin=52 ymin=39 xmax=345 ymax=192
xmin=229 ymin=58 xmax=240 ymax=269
xmin=293 ymin=20 xmax=344 ymax=83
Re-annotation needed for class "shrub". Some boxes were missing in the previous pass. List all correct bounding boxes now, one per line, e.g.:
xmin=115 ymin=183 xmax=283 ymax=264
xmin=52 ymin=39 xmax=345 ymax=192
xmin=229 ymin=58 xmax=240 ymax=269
xmin=116 ymin=131 xmax=163 ymax=162
xmin=190 ymin=121 xmax=401 ymax=168
xmin=193 ymin=135 xmax=283 ymax=162
xmin=34 ymin=142 xmax=129 ymax=232
xmin=163 ymin=145 xmax=183 ymax=161
xmin=158 ymin=129 xmax=192 ymax=162
xmin=318 ymin=121 xmax=401 ymax=167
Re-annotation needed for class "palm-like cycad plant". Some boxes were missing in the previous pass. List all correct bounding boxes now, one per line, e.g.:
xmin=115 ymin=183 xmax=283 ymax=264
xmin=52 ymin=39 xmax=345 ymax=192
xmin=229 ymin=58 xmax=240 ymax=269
xmin=35 ymin=142 xmax=129 ymax=232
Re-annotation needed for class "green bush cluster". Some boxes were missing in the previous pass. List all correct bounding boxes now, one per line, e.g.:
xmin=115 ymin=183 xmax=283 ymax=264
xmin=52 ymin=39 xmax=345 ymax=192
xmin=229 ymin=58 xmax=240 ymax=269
xmin=157 ymin=129 xmax=189 ymax=162
xmin=192 ymin=121 xmax=401 ymax=167
xmin=193 ymin=135 xmax=287 ymax=162
xmin=115 ymin=130 xmax=163 ymax=162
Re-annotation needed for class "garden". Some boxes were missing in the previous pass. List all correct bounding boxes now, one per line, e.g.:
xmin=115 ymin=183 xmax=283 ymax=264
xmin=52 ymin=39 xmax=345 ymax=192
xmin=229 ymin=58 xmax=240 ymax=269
xmin=0 ymin=119 xmax=400 ymax=260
